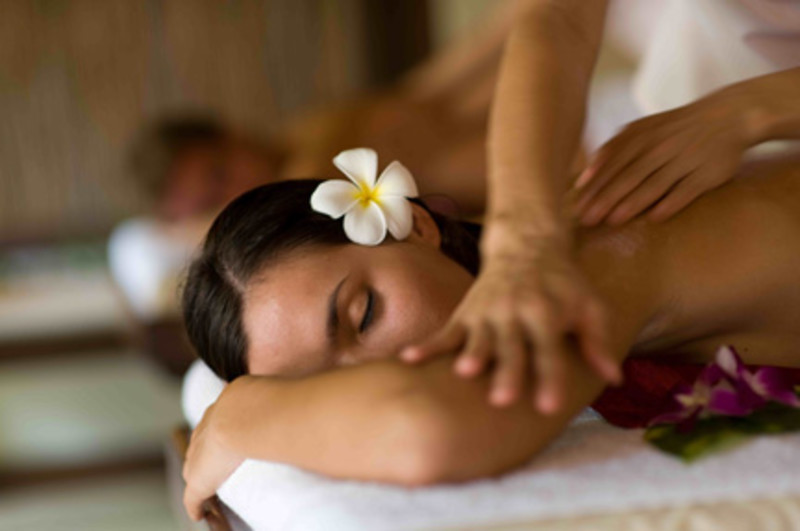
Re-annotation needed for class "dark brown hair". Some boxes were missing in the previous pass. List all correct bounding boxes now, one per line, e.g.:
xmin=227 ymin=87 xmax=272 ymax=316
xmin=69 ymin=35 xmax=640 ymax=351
xmin=181 ymin=179 xmax=480 ymax=381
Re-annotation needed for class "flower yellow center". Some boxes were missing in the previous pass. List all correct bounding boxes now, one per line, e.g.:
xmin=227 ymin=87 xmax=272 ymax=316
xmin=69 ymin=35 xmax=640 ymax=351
xmin=355 ymin=184 xmax=381 ymax=208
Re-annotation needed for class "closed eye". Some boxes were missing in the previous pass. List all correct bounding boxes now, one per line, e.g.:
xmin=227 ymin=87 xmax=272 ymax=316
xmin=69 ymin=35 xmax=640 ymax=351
xmin=359 ymin=289 xmax=375 ymax=333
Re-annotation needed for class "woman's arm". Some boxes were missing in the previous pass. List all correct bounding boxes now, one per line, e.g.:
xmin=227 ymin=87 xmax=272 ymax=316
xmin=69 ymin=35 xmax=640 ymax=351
xmin=187 ymin=350 xmax=617 ymax=518
xmin=212 ymin=348 xmax=621 ymax=487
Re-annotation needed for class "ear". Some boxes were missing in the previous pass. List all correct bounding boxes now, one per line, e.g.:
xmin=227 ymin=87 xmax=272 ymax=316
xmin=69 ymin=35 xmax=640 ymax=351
xmin=406 ymin=202 xmax=441 ymax=248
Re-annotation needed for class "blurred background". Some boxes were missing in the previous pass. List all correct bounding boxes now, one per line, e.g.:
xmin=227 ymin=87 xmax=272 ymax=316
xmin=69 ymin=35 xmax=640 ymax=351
xmin=0 ymin=1 xmax=497 ymax=530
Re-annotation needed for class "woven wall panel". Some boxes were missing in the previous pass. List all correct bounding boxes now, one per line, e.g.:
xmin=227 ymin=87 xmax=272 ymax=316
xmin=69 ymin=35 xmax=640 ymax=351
xmin=0 ymin=0 xmax=368 ymax=240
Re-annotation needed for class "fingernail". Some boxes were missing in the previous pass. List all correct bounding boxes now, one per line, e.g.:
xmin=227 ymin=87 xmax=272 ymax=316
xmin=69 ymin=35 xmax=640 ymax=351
xmin=400 ymin=348 xmax=419 ymax=362
xmin=455 ymin=357 xmax=474 ymax=376
xmin=537 ymin=393 xmax=557 ymax=414
xmin=490 ymin=388 xmax=511 ymax=407
xmin=574 ymin=168 xmax=594 ymax=189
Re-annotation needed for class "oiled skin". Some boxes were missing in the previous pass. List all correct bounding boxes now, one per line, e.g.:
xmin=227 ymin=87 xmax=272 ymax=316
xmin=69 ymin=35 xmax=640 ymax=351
xmin=575 ymin=154 xmax=800 ymax=369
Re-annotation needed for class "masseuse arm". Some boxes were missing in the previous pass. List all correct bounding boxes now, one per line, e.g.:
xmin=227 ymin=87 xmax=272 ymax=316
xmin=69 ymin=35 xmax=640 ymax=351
xmin=576 ymin=67 xmax=800 ymax=226
xmin=487 ymin=0 xmax=608 ymax=223
xmin=403 ymin=0 xmax=619 ymax=412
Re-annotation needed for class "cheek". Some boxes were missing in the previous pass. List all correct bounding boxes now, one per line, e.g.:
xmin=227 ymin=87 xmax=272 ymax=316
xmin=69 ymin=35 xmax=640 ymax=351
xmin=383 ymin=267 xmax=470 ymax=344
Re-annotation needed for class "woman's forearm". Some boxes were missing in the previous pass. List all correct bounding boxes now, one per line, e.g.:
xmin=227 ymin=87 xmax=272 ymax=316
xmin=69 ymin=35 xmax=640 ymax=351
xmin=213 ymin=345 xmax=627 ymax=486
xmin=487 ymin=1 xmax=608 ymax=238
xmin=215 ymin=363 xmax=439 ymax=485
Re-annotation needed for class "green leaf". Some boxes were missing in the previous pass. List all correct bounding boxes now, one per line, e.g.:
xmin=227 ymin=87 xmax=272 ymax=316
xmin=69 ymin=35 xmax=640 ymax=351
xmin=644 ymin=404 xmax=800 ymax=462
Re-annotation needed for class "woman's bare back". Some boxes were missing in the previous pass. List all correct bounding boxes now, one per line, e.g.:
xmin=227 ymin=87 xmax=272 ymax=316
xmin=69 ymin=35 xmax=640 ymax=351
xmin=576 ymin=153 xmax=800 ymax=368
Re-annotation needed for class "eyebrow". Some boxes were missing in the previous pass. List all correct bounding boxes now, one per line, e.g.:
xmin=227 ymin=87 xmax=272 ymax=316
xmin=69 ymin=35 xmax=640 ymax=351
xmin=326 ymin=275 xmax=348 ymax=348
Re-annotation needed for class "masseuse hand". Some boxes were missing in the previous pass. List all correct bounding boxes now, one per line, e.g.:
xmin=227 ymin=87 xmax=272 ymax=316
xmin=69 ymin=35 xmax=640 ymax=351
xmin=574 ymin=89 xmax=753 ymax=226
xmin=401 ymin=222 xmax=621 ymax=413
xmin=183 ymin=396 xmax=244 ymax=521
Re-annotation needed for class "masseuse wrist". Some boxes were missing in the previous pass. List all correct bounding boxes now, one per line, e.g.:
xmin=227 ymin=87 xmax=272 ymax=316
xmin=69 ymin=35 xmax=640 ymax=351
xmin=747 ymin=99 xmax=800 ymax=144
xmin=715 ymin=79 xmax=799 ymax=146
xmin=482 ymin=208 xmax=573 ymax=262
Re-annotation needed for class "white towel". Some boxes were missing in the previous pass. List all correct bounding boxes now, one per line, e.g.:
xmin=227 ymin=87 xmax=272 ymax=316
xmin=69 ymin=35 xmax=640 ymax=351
xmin=183 ymin=360 xmax=800 ymax=531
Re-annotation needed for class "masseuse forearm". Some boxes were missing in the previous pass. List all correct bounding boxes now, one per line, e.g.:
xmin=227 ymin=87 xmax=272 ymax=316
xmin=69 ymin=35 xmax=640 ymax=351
xmin=487 ymin=1 xmax=608 ymax=232
xmin=741 ymin=67 xmax=800 ymax=143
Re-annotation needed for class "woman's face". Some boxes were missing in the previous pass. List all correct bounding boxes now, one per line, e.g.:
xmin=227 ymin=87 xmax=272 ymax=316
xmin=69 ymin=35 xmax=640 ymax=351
xmin=242 ymin=209 xmax=474 ymax=377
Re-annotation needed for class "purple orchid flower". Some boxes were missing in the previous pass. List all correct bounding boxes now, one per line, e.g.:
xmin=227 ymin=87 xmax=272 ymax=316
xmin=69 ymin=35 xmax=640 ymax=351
xmin=649 ymin=345 xmax=800 ymax=429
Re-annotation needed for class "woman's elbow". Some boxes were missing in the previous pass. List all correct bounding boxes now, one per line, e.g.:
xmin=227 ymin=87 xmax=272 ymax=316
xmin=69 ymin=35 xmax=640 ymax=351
xmin=382 ymin=393 xmax=460 ymax=487
xmin=380 ymin=383 xmax=553 ymax=486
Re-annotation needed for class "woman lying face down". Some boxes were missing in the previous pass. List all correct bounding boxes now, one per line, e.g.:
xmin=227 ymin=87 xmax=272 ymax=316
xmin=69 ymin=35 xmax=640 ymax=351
xmin=180 ymin=156 xmax=800 ymax=520
xmin=184 ymin=155 xmax=800 ymax=395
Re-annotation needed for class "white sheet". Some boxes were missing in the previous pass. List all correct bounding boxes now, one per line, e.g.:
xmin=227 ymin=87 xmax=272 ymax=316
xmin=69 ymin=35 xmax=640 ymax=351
xmin=107 ymin=218 xmax=198 ymax=319
xmin=183 ymin=360 xmax=800 ymax=530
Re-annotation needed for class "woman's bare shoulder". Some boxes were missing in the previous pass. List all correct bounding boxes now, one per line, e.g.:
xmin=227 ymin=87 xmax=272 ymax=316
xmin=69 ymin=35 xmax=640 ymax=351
xmin=632 ymin=153 xmax=800 ymax=360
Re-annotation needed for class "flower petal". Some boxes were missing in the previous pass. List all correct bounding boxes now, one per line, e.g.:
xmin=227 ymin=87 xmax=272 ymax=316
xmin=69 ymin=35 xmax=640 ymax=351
xmin=379 ymin=196 xmax=414 ymax=241
xmin=333 ymin=148 xmax=378 ymax=188
xmin=749 ymin=368 xmax=800 ymax=407
xmin=375 ymin=161 xmax=418 ymax=198
xmin=715 ymin=345 xmax=745 ymax=379
xmin=708 ymin=386 xmax=761 ymax=416
xmin=698 ymin=363 xmax=726 ymax=387
xmin=310 ymin=179 xmax=358 ymax=218
xmin=343 ymin=202 xmax=387 ymax=246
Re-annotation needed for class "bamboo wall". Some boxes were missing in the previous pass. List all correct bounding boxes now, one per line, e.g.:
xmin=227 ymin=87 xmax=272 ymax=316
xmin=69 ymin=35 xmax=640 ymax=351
xmin=0 ymin=0 xmax=369 ymax=240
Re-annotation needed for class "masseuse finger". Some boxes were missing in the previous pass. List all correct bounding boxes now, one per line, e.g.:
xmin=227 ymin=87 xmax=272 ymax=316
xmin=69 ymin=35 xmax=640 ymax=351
xmin=574 ymin=298 xmax=620 ymax=385
xmin=648 ymin=173 xmax=706 ymax=222
xmin=606 ymin=160 xmax=691 ymax=226
xmin=575 ymin=133 xmax=635 ymax=190
xmin=454 ymin=321 xmax=492 ymax=377
xmin=401 ymin=323 xmax=465 ymax=363
xmin=576 ymin=137 xmax=646 ymax=211
xmin=489 ymin=320 xmax=527 ymax=407
xmin=521 ymin=307 xmax=565 ymax=413
xmin=580 ymin=144 xmax=679 ymax=226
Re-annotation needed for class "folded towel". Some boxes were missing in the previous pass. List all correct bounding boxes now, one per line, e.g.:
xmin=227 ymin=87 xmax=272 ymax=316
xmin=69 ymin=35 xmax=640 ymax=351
xmin=183 ymin=360 xmax=800 ymax=530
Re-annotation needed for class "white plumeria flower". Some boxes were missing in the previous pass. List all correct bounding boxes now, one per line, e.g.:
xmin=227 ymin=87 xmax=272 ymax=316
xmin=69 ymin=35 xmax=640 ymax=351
xmin=310 ymin=148 xmax=419 ymax=246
